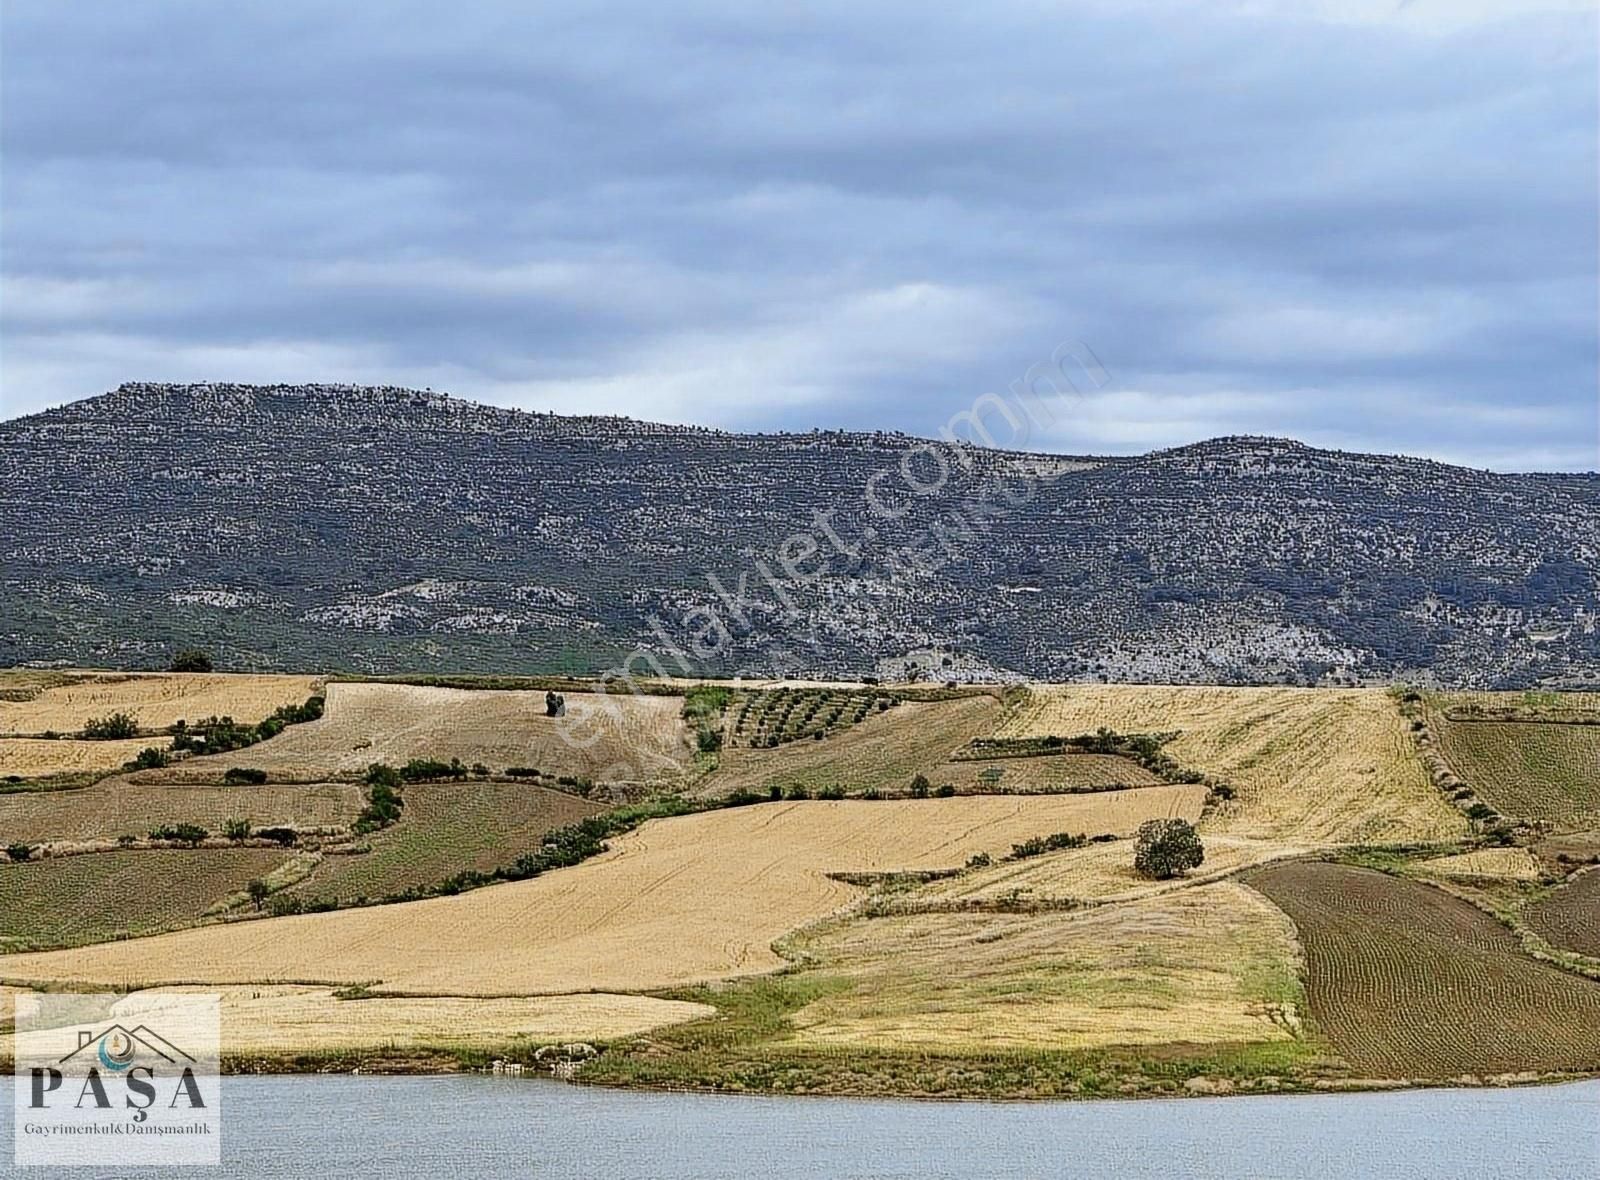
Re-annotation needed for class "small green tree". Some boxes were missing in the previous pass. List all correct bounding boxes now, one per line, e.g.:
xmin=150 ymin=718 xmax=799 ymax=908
xmin=125 ymin=746 xmax=170 ymax=771
xmin=1133 ymin=818 xmax=1204 ymax=880
xmin=223 ymin=818 xmax=252 ymax=841
xmin=169 ymin=649 xmax=214 ymax=673
xmin=246 ymin=879 xmax=270 ymax=911
xmin=909 ymin=773 xmax=931 ymax=798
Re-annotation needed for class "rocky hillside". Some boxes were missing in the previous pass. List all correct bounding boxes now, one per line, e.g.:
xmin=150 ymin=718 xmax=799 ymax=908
xmin=2 ymin=383 xmax=1596 ymax=687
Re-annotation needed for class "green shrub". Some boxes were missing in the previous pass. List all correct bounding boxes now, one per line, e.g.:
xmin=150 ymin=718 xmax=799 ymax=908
xmin=125 ymin=746 xmax=170 ymax=771
xmin=83 ymin=712 xmax=138 ymax=740
xmin=169 ymin=649 xmax=214 ymax=673
xmin=224 ymin=767 xmax=268 ymax=785
xmin=934 ymin=783 xmax=956 ymax=797
xmin=1011 ymin=831 xmax=1088 ymax=859
xmin=222 ymin=819 xmax=252 ymax=841
xmin=6 ymin=842 xmax=34 ymax=863
xmin=149 ymin=823 xmax=208 ymax=846
xmin=909 ymin=774 xmax=931 ymax=798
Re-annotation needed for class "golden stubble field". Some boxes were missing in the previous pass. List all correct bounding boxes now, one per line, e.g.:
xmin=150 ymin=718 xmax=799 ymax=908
xmin=0 ymin=789 xmax=1204 ymax=995
xmin=0 ymin=672 xmax=323 ymax=734
xmin=180 ymin=682 xmax=691 ymax=783
xmin=784 ymin=882 xmax=1303 ymax=1051
xmin=1004 ymin=685 xmax=1465 ymax=844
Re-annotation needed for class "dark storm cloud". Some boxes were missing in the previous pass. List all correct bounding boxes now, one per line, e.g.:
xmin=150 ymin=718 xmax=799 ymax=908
xmin=2 ymin=0 xmax=1595 ymax=469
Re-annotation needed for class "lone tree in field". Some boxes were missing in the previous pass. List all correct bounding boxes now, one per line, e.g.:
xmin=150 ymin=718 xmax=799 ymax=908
xmin=169 ymin=649 xmax=214 ymax=673
xmin=1133 ymin=818 xmax=1204 ymax=880
xmin=246 ymin=879 xmax=270 ymax=911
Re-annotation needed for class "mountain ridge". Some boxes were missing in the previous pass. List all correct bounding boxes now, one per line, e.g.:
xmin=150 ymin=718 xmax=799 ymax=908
xmin=2 ymin=382 xmax=1596 ymax=687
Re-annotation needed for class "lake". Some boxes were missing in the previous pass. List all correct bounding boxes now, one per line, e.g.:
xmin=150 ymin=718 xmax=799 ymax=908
xmin=2 ymin=1075 xmax=1596 ymax=1178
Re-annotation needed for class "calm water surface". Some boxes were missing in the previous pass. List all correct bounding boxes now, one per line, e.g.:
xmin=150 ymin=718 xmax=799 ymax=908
xmin=2 ymin=1075 xmax=1596 ymax=1179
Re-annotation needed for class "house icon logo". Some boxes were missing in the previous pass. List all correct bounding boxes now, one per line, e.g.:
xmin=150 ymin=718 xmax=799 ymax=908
xmin=58 ymin=1024 xmax=196 ymax=1073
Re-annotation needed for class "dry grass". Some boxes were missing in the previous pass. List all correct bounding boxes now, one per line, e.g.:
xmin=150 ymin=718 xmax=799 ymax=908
xmin=105 ymin=986 xmax=715 ymax=1051
xmin=0 ymin=672 xmax=322 ymax=734
xmin=930 ymin=753 xmax=1161 ymax=794
xmin=0 ymin=790 xmax=1204 ymax=995
xmin=0 ymin=850 xmax=292 ymax=951
xmin=783 ymin=882 xmax=1303 ymax=1051
xmin=189 ymin=682 xmax=690 ymax=784
xmin=1413 ymin=848 xmax=1543 ymax=881
xmin=1005 ymin=686 xmax=1463 ymax=843
xmin=905 ymin=835 xmax=1311 ymax=910
xmin=0 ymin=738 xmax=160 ymax=776
xmin=703 ymin=695 xmax=1002 ymax=797
xmin=0 ymin=781 xmax=363 ymax=843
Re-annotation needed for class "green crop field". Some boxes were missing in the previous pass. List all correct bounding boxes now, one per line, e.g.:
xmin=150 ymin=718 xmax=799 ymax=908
xmin=1432 ymin=711 xmax=1600 ymax=824
xmin=0 ymin=849 xmax=291 ymax=951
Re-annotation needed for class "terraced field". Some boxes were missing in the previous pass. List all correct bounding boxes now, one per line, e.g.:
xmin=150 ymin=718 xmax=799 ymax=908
xmin=292 ymin=782 xmax=602 ymax=904
xmin=0 ymin=780 xmax=363 ymax=843
xmin=182 ymin=682 xmax=690 ymax=785
xmin=1413 ymin=848 xmax=1542 ymax=881
xmin=784 ymin=882 xmax=1304 ymax=1052
xmin=1525 ymin=871 xmax=1600 ymax=959
xmin=0 ymin=850 xmax=291 ymax=951
xmin=0 ymin=671 xmax=322 ymax=734
xmin=1431 ymin=712 xmax=1600 ymax=824
xmin=703 ymin=695 xmax=1003 ymax=797
xmin=1245 ymin=862 xmax=1600 ymax=1076
xmin=1005 ymin=686 xmax=1463 ymax=843
xmin=0 ymin=789 xmax=1204 ymax=995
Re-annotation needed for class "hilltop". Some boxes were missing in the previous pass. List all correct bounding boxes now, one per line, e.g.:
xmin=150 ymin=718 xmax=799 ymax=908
xmin=1 ymin=382 xmax=1597 ymax=686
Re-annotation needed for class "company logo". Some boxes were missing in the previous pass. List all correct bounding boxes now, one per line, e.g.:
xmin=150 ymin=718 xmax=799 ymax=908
xmin=12 ymin=993 xmax=221 ymax=1167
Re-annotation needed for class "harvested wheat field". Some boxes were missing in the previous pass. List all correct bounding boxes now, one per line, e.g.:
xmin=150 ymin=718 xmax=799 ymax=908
xmin=184 ymin=682 xmax=690 ymax=785
xmin=0 ymin=780 xmax=363 ymax=843
xmin=703 ymin=695 xmax=1002 ymax=797
xmin=0 ymin=850 xmax=292 ymax=952
xmin=1525 ymin=871 xmax=1600 ymax=960
xmin=931 ymin=752 xmax=1161 ymax=794
xmin=1414 ymin=848 xmax=1543 ymax=881
xmin=904 ymin=835 xmax=1311 ymax=911
xmin=1005 ymin=686 xmax=1462 ymax=844
xmin=1430 ymin=713 xmax=1600 ymax=825
xmin=101 ymin=986 xmax=715 ymax=1052
xmin=0 ymin=738 xmax=160 ymax=776
xmin=0 ymin=672 xmax=322 ymax=735
xmin=785 ymin=882 xmax=1303 ymax=1051
xmin=1245 ymin=862 xmax=1600 ymax=1077
xmin=0 ymin=789 xmax=1203 ymax=995
xmin=293 ymin=782 xmax=603 ymax=904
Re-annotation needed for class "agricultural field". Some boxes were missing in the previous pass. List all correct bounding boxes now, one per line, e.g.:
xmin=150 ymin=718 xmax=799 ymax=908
xmin=1244 ymin=862 xmax=1600 ymax=1077
xmin=83 ymin=986 xmax=715 ymax=1053
xmin=1429 ymin=706 xmax=1600 ymax=824
xmin=177 ymin=682 xmax=690 ymax=786
xmin=1532 ymin=831 xmax=1600 ymax=876
xmin=930 ymin=752 xmax=1161 ymax=794
xmin=0 ymin=738 xmax=157 ymax=776
xmin=0 ymin=780 xmax=363 ymax=843
xmin=702 ymin=694 xmax=1003 ymax=797
xmin=0 ymin=789 xmax=1204 ymax=995
xmin=1525 ymin=871 xmax=1600 ymax=959
xmin=904 ymin=835 xmax=1311 ymax=911
xmin=1004 ymin=686 xmax=1463 ymax=844
xmin=783 ymin=882 xmax=1304 ymax=1052
xmin=0 ymin=671 xmax=322 ymax=734
xmin=292 ymin=782 xmax=602 ymax=904
xmin=0 ymin=850 xmax=291 ymax=951
xmin=1412 ymin=848 xmax=1542 ymax=881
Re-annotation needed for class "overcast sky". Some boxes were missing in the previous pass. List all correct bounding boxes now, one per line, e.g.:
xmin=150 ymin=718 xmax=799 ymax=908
xmin=2 ymin=0 xmax=1595 ymax=469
